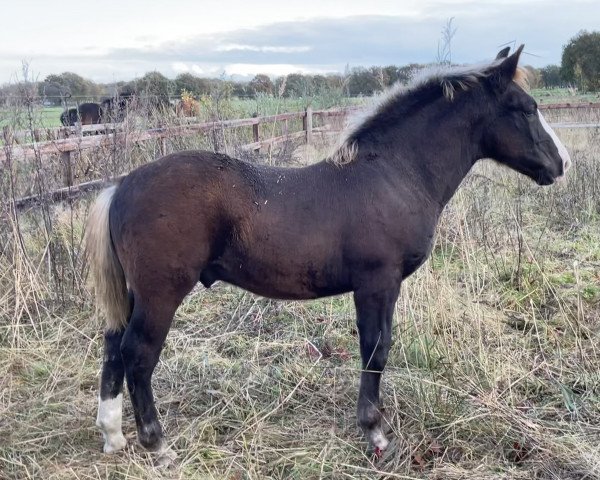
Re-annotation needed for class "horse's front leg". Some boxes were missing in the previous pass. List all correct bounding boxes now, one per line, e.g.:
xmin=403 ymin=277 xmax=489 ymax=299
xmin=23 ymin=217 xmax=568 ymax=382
xmin=353 ymin=283 xmax=400 ymax=454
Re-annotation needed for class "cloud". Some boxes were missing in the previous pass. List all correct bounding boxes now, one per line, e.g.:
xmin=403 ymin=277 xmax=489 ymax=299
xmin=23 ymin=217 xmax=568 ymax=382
xmin=224 ymin=63 xmax=324 ymax=77
xmin=172 ymin=62 xmax=189 ymax=73
xmin=216 ymin=44 xmax=313 ymax=54
xmin=102 ymin=9 xmax=595 ymax=74
xmin=107 ymin=16 xmax=442 ymax=68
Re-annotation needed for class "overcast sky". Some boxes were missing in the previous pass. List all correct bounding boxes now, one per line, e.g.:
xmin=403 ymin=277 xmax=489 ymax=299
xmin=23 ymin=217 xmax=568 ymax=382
xmin=1 ymin=0 xmax=598 ymax=84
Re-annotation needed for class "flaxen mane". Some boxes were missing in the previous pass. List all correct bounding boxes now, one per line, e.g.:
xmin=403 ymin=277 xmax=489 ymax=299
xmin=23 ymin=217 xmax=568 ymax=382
xmin=329 ymin=61 xmax=530 ymax=166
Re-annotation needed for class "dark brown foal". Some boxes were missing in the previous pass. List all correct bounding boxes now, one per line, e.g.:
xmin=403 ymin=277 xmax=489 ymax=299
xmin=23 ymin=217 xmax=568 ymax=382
xmin=87 ymin=46 xmax=570 ymax=464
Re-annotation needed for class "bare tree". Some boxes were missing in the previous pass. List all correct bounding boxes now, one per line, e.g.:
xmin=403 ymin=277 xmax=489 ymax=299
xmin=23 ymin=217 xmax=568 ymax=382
xmin=437 ymin=18 xmax=457 ymax=65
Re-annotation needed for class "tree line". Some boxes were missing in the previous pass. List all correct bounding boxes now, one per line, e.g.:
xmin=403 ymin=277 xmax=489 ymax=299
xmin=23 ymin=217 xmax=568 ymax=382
xmin=1 ymin=30 xmax=598 ymax=107
xmin=7 ymin=64 xmax=431 ymax=107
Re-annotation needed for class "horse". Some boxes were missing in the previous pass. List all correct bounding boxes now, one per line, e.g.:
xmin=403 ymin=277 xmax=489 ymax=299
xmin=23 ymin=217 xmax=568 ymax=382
xmin=175 ymin=97 xmax=201 ymax=117
xmin=100 ymin=94 xmax=134 ymax=123
xmin=86 ymin=46 xmax=571 ymax=464
xmin=59 ymin=108 xmax=79 ymax=126
xmin=59 ymin=102 xmax=102 ymax=126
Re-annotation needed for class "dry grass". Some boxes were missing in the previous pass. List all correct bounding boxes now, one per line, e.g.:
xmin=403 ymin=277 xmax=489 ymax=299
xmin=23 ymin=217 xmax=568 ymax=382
xmin=2 ymin=105 xmax=600 ymax=479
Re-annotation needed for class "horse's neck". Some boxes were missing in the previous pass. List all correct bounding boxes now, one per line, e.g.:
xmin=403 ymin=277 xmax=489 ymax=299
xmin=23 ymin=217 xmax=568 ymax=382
xmin=364 ymin=100 xmax=481 ymax=208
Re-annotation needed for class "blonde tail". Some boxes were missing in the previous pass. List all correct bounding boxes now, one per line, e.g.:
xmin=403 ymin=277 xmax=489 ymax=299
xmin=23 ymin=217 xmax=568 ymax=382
xmin=86 ymin=185 xmax=129 ymax=331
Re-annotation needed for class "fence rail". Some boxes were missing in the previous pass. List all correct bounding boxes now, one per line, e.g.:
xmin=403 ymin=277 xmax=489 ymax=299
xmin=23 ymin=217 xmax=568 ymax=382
xmin=538 ymin=102 xmax=600 ymax=110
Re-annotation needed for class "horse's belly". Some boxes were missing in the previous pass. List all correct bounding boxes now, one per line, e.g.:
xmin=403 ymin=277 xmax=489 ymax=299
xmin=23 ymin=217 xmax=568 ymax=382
xmin=201 ymin=255 xmax=350 ymax=300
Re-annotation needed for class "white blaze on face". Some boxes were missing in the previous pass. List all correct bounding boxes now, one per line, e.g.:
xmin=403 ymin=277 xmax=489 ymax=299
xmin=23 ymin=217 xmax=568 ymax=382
xmin=96 ymin=393 xmax=127 ymax=453
xmin=538 ymin=110 xmax=572 ymax=176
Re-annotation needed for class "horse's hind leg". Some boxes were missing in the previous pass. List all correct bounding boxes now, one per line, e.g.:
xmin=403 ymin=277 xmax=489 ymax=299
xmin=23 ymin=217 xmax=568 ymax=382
xmin=96 ymin=328 xmax=127 ymax=453
xmin=353 ymin=283 xmax=400 ymax=454
xmin=120 ymin=291 xmax=185 ymax=465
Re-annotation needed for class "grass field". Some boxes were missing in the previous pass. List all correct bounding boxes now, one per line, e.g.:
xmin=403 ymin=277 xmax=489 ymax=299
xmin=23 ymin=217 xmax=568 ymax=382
xmin=0 ymin=94 xmax=361 ymax=131
xmin=532 ymin=88 xmax=600 ymax=105
xmin=1 ymin=98 xmax=600 ymax=479
xmin=0 ymin=106 xmax=63 ymax=129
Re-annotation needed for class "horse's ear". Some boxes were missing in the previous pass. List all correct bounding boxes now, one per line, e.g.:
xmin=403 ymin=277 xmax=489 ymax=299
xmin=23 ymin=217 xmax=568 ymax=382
xmin=490 ymin=44 xmax=524 ymax=91
xmin=495 ymin=47 xmax=511 ymax=60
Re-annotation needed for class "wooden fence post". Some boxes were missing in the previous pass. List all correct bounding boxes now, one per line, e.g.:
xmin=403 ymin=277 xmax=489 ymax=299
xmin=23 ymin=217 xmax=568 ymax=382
xmin=58 ymin=128 xmax=69 ymax=140
xmin=252 ymin=113 xmax=260 ymax=152
xmin=304 ymin=107 xmax=313 ymax=145
xmin=2 ymin=126 xmax=13 ymax=146
xmin=61 ymin=151 xmax=73 ymax=187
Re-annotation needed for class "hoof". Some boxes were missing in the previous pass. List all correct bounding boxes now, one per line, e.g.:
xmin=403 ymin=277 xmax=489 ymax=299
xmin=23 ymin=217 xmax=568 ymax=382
xmin=153 ymin=444 xmax=177 ymax=468
xmin=358 ymin=403 xmax=390 ymax=454
xmin=368 ymin=426 xmax=389 ymax=453
xmin=102 ymin=433 xmax=127 ymax=454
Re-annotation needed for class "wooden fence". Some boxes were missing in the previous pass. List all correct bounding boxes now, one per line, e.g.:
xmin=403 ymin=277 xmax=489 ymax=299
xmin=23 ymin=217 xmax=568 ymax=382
xmin=5 ymin=102 xmax=600 ymax=210
xmin=3 ymin=101 xmax=599 ymax=163
xmin=5 ymin=106 xmax=360 ymax=209
xmin=1 ymin=106 xmax=360 ymax=162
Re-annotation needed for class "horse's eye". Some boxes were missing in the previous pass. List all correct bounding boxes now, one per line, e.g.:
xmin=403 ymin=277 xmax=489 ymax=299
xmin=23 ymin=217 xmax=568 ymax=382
xmin=523 ymin=110 xmax=536 ymax=118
